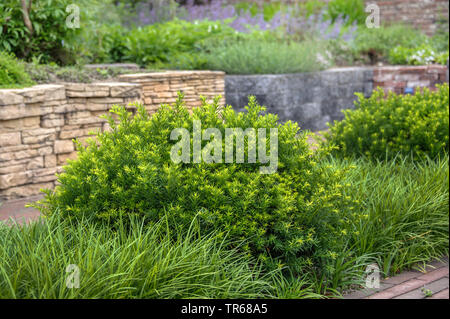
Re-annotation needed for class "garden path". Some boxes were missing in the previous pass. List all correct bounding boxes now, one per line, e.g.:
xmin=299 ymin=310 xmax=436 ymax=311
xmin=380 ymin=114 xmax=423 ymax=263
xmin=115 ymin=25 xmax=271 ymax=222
xmin=343 ymin=257 xmax=449 ymax=299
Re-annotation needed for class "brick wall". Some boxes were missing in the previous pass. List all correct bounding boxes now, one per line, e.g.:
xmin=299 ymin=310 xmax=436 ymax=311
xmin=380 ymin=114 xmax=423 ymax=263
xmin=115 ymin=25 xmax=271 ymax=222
xmin=366 ymin=0 xmax=449 ymax=35
xmin=373 ymin=65 xmax=448 ymax=94
xmin=206 ymin=1 xmax=449 ymax=36
xmin=118 ymin=71 xmax=225 ymax=114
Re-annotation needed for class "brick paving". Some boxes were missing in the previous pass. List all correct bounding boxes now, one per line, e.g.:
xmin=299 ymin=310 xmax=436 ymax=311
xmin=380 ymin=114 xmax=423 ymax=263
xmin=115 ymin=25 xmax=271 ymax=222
xmin=344 ymin=257 xmax=449 ymax=299
xmin=0 ymin=195 xmax=42 ymax=225
xmin=0 ymin=196 xmax=449 ymax=299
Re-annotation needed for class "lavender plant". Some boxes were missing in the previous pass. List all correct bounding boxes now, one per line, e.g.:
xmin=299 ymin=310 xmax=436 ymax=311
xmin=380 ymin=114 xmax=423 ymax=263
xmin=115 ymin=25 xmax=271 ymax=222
xmin=126 ymin=0 xmax=356 ymax=42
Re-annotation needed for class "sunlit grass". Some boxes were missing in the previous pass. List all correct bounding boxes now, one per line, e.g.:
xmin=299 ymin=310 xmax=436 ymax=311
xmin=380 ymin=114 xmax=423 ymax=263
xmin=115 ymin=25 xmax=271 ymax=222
xmin=0 ymin=216 xmax=274 ymax=298
xmin=320 ymin=154 xmax=449 ymax=295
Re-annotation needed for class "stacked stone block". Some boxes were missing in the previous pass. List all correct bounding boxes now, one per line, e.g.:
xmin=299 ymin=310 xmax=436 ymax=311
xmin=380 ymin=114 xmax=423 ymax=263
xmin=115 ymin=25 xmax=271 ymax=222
xmin=0 ymin=83 xmax=141 ymax=200
xmin=118 ymin=71 xmax=226 ymax=114
xmin=1 ymin=71 xmax=226 ymax=200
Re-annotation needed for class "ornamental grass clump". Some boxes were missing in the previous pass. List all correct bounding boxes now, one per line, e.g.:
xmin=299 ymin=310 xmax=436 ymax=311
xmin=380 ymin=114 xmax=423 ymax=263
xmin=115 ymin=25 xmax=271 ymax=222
xmin=0 ymin=216 xmax=274 ymax=298
xmin=325 ymin=84 xmax=449 ymax=160
xmin=35 ymin=94 xmax=357 ymax=277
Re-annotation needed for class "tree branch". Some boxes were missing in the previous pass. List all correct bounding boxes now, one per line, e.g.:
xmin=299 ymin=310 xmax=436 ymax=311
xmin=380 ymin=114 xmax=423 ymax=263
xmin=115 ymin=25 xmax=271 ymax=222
xmin=20 ymin=0 xmax=33 ymax=35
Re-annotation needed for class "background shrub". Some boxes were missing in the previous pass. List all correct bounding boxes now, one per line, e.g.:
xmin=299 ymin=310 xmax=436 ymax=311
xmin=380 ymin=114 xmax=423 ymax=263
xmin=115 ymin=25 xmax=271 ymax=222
xmin=0 ymin=0 xmax=80 ymax=64
xmin=389 ymin=44 xmax=449 ymax=66
xmin=326 ymin=0 xmax=366 ymax=25
xmin=351 ymin=25 xmax=427 ymax=64
xmin=200 ymin=36 xmax=331 ymax=74
xmin=36 ymin=95 xmax=356 ymax=276
xmin=325 ymin=84 xmax=449 ymax=160
xmin=0 ymin=52 xmax=34 ymax=88
xmin=120 ymin=20 xmax=235 ymax=68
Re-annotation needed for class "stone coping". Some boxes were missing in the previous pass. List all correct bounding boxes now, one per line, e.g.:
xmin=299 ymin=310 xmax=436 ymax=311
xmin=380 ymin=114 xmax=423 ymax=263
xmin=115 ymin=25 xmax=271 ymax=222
xmin=118 ymin=70 xmax=226 ymax=82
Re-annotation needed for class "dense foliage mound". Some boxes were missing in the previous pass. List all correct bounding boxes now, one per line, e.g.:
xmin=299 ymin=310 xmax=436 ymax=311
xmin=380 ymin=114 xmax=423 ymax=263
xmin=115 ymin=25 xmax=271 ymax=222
xmin=37 ymin=95 xmax=356 ymax=275
xmin=326 ymin=84 xmax=449 ymax=160
xmin=0 ymin=52 xmax=34 ymax=88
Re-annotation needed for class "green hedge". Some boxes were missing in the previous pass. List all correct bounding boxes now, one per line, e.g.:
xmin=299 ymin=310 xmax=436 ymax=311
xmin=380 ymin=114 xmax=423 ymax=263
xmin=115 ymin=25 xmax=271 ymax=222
xmin=326 ymin=84 xmax=449 ymax=160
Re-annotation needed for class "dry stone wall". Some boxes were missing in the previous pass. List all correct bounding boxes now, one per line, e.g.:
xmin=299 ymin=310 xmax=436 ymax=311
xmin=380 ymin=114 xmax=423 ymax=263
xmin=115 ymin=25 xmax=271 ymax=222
xmin=0 ymin=71 xmax=226 ymax=200
xmin=118 ymin=71 xmax=226 ymax=114
xmin=0 ymin=83 xmax=141 ymax=200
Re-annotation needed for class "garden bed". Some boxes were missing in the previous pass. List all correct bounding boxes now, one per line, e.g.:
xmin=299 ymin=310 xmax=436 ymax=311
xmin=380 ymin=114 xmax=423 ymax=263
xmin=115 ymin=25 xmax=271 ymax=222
xmin=0 ymin=0 xmax=448 ymax=301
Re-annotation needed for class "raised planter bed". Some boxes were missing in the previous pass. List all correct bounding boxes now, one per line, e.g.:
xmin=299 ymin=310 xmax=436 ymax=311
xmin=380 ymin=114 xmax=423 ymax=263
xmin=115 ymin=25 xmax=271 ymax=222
xmin=226 ymin=65 xmax=448 ymax=131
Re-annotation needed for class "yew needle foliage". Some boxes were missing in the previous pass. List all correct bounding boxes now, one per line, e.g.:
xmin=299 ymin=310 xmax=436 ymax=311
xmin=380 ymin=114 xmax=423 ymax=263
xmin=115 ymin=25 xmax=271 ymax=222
xmin=326 ymin=84 xmax=449 ymax=160
xmin=36 ymin=94 xmax=357 ymax=275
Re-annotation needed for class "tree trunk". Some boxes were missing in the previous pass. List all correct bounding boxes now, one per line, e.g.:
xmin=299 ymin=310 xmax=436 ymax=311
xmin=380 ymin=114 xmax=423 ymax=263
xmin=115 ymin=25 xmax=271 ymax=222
xmin=20 ymin=0 xmax=33 ymax=35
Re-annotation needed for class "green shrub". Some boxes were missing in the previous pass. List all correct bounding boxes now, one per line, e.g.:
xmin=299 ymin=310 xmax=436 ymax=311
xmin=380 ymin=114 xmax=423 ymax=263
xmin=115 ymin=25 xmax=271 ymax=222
xmin=352 ymin=25 xmax=427 ymax=64
xmin=0 ymin=52 xmax=34 ymax=88
xmin=325 ymin=84 xmax=449 ymax=160
xmin=78 ymin=24 xmax=129 ymax=64
xmin=233 ymin=0 xmax=326 ymax=21
xmin=0 ymin=0 xmax=80 ymax=64
xmin=233 ymin=1 xmax=282 ymax=21
xmin=326 ymin=0 xmax=366 ymax=25
xmin=300 ymin=1 xmax=328 ymax=17
xmin=389 ymin=44 xmax=449 ymax=66
xmin=200 ymin=36 xmax=331 ymax=74
xmin=122 ymin=20 xmax=235 ymax=68
xmin=59 ymin=1 xmax=131 ymax=65
xmin=36 ymin=95 xmax=356 ymax=276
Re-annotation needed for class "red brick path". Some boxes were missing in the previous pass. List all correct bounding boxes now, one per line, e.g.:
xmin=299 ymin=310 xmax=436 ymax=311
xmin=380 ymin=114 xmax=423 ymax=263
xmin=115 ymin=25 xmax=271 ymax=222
xmin=0 ymin=195 xmax=42 ymax=225
xmin=344 ymin=258 xmax=449 ymax=299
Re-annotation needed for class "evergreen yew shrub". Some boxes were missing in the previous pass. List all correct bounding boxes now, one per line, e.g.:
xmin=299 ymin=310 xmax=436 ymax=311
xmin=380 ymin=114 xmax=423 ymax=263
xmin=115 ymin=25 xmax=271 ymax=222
xmin=36 ymin=95 xmax=356 ymax=275
xmin=326 ymin=84 xmax=449 ymax=160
